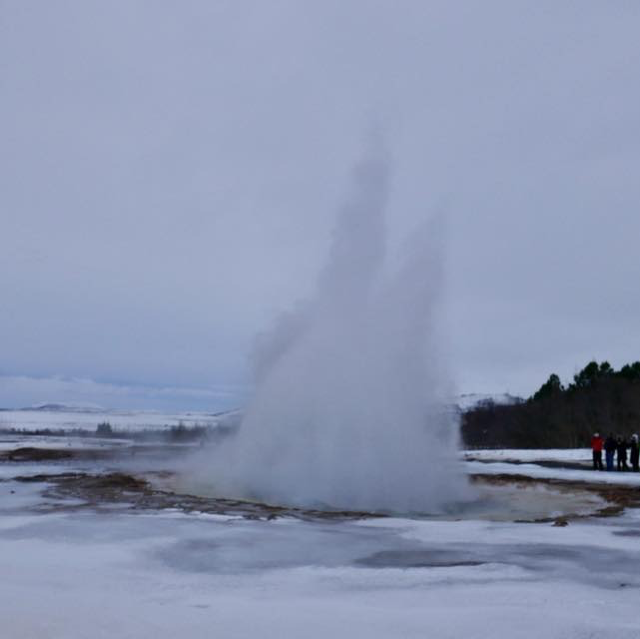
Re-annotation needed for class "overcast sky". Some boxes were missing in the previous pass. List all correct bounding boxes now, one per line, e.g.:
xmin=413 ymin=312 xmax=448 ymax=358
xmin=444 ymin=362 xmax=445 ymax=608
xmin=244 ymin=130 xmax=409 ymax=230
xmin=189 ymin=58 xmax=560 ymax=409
xmin=1 ymin=1 xmax=639 ymax=411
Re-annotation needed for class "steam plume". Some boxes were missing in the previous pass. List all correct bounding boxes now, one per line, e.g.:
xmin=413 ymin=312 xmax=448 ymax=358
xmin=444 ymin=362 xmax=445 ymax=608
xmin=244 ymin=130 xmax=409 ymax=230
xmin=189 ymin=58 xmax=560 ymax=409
xmin=197 ymin=141 xmax=469 ymax=512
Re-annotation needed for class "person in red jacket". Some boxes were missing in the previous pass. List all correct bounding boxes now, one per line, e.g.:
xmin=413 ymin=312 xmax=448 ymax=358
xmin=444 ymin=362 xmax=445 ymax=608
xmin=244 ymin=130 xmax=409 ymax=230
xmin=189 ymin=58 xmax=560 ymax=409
xmin=591 ymin=432 xmax=604 ymax=471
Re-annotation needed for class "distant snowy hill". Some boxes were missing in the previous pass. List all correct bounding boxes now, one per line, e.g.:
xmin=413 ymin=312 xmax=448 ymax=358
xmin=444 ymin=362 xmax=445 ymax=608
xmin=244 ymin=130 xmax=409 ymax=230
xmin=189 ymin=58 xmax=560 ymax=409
xmin=25 ymin=402 xmax=106 ymax=413
xmin=456 ymin=393 xmax=523 ymax=412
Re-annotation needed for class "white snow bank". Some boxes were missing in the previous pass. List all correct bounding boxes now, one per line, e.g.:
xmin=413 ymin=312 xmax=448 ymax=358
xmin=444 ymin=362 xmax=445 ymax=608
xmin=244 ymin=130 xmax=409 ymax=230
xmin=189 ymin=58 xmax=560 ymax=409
xmin=465 ymin=459 xmax=640 ymax=485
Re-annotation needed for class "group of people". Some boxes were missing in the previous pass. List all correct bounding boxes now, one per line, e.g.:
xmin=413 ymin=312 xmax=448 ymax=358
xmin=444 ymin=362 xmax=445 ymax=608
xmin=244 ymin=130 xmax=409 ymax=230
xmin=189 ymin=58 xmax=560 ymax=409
xmin=591 ymin=433 xmax=640 ymax=471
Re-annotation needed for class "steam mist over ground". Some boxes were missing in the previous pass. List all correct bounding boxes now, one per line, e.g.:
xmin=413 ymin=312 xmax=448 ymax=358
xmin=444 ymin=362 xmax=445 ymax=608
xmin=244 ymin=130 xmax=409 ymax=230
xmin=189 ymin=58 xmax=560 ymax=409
xmin=192 ymin=143 xmax=470 ymax=513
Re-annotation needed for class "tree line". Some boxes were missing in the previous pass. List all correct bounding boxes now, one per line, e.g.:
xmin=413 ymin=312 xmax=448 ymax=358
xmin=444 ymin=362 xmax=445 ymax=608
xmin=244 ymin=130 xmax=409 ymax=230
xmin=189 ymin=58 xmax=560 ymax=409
xmin=462 ymin=361 xmax=640 ymax=448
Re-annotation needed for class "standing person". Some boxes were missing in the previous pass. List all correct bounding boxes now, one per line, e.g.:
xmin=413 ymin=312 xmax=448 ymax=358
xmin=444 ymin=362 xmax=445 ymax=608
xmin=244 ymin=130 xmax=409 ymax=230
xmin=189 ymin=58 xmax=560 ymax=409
xmin=604 ymin=433 xmax=617 ymax=471
xmin=630 ymin=434 xmax=640 ymax=472
xmin=616 ymin=436 xmax=629 ymax=471
xmin=591 ymin=433 xmax=604 ymax=470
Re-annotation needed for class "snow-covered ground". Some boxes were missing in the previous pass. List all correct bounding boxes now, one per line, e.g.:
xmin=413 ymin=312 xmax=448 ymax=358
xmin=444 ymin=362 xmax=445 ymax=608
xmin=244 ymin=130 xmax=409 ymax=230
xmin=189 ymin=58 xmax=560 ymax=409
xmin=0 ymin=406 xmax=240 ymax=432
xmin=3 ymin=441 xmax=640 ymax=638
xmin=465 ymin=459 xmax=640 ymax=486
xmin=463 ymin=448 xmax=640 ymax=486
xmin=464 ymin=448 xmax=593 ymax=463
xmin=2 ymin=490 xmax=640 ymax=638
xmin=0 ymin=434 xmax=132 ymax=452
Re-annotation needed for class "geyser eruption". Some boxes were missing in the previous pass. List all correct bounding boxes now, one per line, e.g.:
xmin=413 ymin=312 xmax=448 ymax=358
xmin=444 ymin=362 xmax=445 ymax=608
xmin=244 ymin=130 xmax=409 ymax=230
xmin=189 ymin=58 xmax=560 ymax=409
xmin=202 ymin=143 xmax=470 ymax=513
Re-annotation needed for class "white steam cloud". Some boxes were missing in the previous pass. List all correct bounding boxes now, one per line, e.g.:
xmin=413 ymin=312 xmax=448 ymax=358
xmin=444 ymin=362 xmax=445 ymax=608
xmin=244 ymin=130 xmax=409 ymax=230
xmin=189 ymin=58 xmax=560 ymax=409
xmin=194 ymin=141 xmax=470 ymax=513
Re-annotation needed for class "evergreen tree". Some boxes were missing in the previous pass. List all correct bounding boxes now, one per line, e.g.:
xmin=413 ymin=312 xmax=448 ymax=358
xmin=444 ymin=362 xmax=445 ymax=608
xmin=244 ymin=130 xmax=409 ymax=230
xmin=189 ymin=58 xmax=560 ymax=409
xmin=532 ymin=373 xmax=563 ymax=401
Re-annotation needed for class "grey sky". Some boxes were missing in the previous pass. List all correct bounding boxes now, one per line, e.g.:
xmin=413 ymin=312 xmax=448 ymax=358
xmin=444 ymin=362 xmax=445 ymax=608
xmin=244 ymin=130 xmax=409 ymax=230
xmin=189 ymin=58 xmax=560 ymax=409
xmin=1 ymin=1 xmax=639 ymax=410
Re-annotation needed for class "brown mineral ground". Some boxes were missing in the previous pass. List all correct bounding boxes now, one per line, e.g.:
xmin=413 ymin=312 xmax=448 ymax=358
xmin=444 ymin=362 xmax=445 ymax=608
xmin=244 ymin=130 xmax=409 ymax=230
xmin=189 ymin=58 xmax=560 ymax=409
xmin=5 ymin=443 xmax=640 ymax=523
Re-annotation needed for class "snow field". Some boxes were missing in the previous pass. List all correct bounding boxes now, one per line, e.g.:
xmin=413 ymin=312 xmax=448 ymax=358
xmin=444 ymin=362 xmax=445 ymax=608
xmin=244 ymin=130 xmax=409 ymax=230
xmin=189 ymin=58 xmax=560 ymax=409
xmin=2 ymin=507 xmax=640 ymax=639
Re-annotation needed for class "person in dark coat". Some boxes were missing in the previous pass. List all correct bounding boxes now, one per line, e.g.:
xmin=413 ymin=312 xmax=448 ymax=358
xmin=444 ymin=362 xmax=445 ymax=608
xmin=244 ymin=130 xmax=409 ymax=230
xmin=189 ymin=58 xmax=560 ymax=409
xmin=629 ymin=434 xmax=639 ymax=472
xmin=604 ymin=434 xmax=617 ymax=471
xmin=591 ymin=433 xmax=604 ymax=471
xmin=616 ymin=436 xmax=629 ymax=471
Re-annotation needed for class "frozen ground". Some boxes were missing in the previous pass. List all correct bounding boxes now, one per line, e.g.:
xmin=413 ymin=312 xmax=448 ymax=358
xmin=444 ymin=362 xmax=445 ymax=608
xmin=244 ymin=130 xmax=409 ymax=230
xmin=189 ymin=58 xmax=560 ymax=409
xmin=2 ymin=437 xmax=640 ymax=638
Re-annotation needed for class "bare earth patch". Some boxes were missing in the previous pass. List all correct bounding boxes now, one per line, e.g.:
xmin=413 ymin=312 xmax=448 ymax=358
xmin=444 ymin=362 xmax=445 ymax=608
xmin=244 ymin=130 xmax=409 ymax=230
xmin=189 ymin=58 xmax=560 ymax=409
xmin=13 ymin=471 xmax=377 ymax=521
